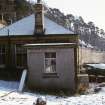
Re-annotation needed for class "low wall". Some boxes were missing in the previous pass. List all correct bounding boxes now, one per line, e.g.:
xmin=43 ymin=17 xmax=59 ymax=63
xmin=79 ymin=47 xmax=105 ymax=71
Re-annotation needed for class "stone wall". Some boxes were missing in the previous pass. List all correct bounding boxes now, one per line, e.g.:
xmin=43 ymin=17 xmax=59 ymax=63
xmin=27 ymin=48 xmax=76 ymax=92
xmin=79 ymin=47 xmax=105 ymax=72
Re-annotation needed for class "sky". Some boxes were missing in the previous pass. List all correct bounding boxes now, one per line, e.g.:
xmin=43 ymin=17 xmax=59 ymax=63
xmin=30 ymin=0 xmax=105 ymax=30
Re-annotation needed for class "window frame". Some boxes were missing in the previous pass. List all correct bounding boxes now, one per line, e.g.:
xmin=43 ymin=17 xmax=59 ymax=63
xmin=16 ymin=44 xmax=27 ymax=69
xmin=43 ymin=52 xmax=58 ymax=78
xmin=0 ymin=44 xmax=7 ymax=68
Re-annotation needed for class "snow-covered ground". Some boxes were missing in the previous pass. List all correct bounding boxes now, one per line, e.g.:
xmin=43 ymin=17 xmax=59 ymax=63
xmin=0 ymin=80 xmax=105 ymax=105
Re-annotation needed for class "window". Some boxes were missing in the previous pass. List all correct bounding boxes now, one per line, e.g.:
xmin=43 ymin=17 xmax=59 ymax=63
xmin=44 ymin=52 xmax=56 ymax=73
xmin=0 ymin=44 xmax=7 ymax=67
xmin=0 ymin=5 xmax=2 ymax=10
xmin=16 ymin=44 xmax=27 ymax=68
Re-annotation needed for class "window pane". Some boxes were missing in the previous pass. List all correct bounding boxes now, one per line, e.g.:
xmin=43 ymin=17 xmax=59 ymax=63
xmin=0 ymin=44 xmax=6 ymax=65
xmin=45 ymin=52 xmax=56 ymax=58
xmin=16 ymin=44 xmax=27 ymax=68
xmin=45 ymin=52 xmax=56 ymax=73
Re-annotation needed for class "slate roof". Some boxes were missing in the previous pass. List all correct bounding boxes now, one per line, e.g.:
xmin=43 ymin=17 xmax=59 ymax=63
xmin=0 ymin=14 xmax=74 ymax=36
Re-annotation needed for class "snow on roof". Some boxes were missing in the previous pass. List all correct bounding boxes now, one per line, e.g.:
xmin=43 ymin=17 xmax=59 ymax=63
xmin=79 ymin=40 xmax=86 ymax=45
xmin=0 ymin=14 xmax=74 ymax=36
xmin=79 ymin=40 xmax=87 ymax=46
xmin=86 ymin=64 xmax=105 ymax=69
xmin=79 ymin=40 xmax=94 ymax=48
xmin=87 ymin=44 xmax=94 ymax=48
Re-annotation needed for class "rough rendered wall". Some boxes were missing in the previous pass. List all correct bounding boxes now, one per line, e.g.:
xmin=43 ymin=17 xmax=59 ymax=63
xmin=79 ymin=47 xmax=105 ymax=68
xmin=27 ymin=48 xmax=75 ymax=92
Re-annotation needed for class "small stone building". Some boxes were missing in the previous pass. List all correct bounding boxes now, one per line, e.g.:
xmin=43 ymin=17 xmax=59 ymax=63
xmin=25 ymin=43 xmax=78 ymax=92
xmin=0 ymin=0 xmax=78 ymax=92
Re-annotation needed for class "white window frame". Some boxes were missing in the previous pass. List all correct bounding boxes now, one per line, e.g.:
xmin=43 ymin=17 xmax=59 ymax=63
xmin=44 ymin=52 xmax=56 ymax=74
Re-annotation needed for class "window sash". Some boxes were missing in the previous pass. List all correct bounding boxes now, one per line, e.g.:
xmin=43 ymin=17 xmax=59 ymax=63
xmin=16 ymin=45 xmax=27 ymax=68
xmin=0 ymin=45 xmax=7 ymax=65
xmin=44 ymin=52 xmax=56 ymax=73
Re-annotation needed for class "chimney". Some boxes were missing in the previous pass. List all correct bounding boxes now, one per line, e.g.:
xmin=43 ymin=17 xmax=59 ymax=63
xmin=34 ymin=0 xmax=45 ymax=35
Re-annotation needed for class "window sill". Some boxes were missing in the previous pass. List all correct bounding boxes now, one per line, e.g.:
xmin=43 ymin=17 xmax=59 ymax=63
xmin=42 ymin=73 xmax=59 ymax=78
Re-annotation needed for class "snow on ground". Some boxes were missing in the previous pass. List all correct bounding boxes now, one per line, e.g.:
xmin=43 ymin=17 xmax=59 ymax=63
xmin=0 ymin=80 xmax=105 ymax=105
xmin=0 ymin=80 xmax=19 ymax=97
